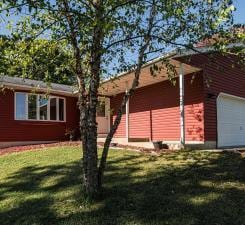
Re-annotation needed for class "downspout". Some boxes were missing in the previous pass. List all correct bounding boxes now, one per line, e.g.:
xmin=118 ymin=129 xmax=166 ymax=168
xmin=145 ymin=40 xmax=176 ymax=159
xmin=179 ymin=63 xmax=185 ymax=148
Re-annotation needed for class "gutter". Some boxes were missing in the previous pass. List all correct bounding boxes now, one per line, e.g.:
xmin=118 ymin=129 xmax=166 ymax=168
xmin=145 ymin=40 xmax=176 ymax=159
xmin=1 ymin=82 xmax=77 ymax=97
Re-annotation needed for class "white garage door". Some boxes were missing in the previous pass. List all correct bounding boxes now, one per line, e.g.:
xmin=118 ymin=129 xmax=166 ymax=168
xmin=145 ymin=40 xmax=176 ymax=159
xmin=217 ymin=93 xmax=245 ymax=148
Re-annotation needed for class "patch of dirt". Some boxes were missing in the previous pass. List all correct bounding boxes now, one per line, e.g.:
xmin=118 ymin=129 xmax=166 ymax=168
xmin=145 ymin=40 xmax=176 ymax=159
xmin=0 ymin=142 xmax=81 ymax=156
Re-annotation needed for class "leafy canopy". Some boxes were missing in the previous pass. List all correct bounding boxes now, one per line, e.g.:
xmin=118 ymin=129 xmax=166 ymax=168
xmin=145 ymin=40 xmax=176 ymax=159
xmin=0 ymin=36 xmax=75 ymax=84
xmin=0 ymin=0 xmax=237 ymax=82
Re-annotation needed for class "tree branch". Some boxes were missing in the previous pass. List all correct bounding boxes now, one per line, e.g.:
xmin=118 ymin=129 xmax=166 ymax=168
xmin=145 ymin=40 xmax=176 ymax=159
xmin=102 ymin=0 xmax=140 ymax=19
xmin=98 ymin=0 xmax=157 ymax=187
xmin=104 ymin=35 xmax=145 ymax=51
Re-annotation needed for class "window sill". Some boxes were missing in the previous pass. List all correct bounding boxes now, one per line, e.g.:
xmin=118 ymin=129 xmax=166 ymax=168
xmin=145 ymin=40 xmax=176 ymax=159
xmin=14 ymin=119 xmax=66 ymax=123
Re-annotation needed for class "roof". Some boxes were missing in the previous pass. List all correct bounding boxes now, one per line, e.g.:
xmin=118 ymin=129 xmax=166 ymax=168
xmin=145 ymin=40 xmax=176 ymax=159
xmin=99 ymin=43 xmax=243 ymax=96
xmin=0 ymin=75 xmax=77 ymax=96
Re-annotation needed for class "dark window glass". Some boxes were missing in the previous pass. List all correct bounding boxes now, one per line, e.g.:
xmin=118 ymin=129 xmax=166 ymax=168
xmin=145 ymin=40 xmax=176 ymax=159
xmin=97 ymin=101 xmax=106 ymax=117
xmin=28 ymin=95 xmax=37 ymax=119
xmin=39 ymin=96 xmax=48 ymax=120
xmin=16 ymin=93 xmax=26 ymax=120
xmin=50 ymin=98 xmax=57 ymax=121
xmin=59 ymin=98 xmax=64 ymax=121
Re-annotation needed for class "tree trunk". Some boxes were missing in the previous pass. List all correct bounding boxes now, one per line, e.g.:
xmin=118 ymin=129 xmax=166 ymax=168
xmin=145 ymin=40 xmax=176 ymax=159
xmin=62 ymin=0 xmax=103 ymax=196
xmin=98 ymin=2 xmax=156 ymax=188
xmin=63 ymin=0 xmax=155 ymax=195
xmin=81 ymin=0 xmax=104 ymax=196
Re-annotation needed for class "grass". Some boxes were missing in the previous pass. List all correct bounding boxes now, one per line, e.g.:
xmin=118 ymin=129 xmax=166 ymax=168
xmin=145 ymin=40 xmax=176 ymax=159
xmin=0 ymin=147 xmax=244 ymax=225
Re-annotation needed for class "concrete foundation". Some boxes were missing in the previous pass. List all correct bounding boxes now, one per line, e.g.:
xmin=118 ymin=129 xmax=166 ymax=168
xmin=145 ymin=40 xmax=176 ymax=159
xmin=98 ymin=137 xmax=217 ymax=150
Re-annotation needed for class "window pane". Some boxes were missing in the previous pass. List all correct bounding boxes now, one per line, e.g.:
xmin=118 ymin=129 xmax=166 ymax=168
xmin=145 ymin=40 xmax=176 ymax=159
xmin=39 ymin=96 xmax=48 ymax=120
xmin=59 ymin=98 xmax=64 ymax=121
xmin=97 ymin=101 xmax=106 ymax=117
xmin=50 ymin=98 xmax=57 ymax=121
xmin=16 ymin=93 xmax=26 ymax=120
xmin=28 ymin=95 xmax=37 ymax=120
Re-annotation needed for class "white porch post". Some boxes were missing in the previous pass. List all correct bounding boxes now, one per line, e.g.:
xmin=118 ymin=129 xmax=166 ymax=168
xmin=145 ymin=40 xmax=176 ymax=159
xmin=179 ymin=63 xmax=185 ymax=148
xmin=125 ymin=81 xmax=129 ymax=140
xmin=107 ymin=97 xmax=111 ymax=133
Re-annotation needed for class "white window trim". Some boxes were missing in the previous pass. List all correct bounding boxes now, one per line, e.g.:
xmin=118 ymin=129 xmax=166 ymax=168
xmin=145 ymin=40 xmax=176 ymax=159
xmin=14 ymin=92 xmax=66 ymax=122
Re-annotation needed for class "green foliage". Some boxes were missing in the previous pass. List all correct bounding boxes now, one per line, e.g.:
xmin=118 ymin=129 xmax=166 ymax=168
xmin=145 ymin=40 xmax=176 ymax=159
xmin=214 ymin=24 xmax=245 ymax=66
xmin=0 ymin=0 xmax=239 ymax=81
xmin=0 ymin=36 xmax=75 ymax=84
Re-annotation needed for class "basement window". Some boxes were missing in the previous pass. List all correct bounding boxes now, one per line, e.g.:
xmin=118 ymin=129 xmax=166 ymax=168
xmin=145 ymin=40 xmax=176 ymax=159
xmin=15 ymin=92 xmax=66 ymax=122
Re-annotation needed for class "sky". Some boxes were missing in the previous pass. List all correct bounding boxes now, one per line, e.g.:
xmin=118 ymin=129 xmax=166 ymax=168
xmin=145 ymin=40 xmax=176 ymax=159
xmin=233 ymin=0 xmax=245 ymax=24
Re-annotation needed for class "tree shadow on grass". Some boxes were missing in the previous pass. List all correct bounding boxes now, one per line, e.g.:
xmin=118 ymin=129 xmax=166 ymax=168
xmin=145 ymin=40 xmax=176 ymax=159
xmin=0 ymin=161 xmax=83 ymax=225
xmin=0 ymin=151 xmax=244 ymax=225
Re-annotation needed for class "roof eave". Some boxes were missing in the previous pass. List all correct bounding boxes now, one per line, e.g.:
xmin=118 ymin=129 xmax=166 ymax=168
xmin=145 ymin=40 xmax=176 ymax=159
xmin=101 ymin=42 xmax=244 ymax=87
xmin=1 ymin=82 xmax=77 ymax=97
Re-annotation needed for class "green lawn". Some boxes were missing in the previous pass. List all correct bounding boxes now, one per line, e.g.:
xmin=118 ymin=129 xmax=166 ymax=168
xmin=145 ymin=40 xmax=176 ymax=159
xmin=0 ymin=147 xmax=244 ymax=225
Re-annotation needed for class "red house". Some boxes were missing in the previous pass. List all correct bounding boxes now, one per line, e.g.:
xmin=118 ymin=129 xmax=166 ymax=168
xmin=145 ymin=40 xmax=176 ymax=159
xmin=0 ymin=47 xmax=244 ymax=149
xmin=0 ymin=76 xmax=80 ymax=148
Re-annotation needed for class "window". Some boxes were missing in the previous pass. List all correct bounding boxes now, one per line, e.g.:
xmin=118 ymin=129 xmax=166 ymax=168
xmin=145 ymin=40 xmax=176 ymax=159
xmin=15 ymin=92 xmax=65 ymax=122
xmin=28 ymin=95 xmax=37 ymax=120
xmin=16 ymin=93 xmax=26 ymax=120
xmin=97 ymin=101 xmax=106 ymax=117
xmin=39 ymin=96 xmax=48 ymax=120
xmin=59 ymin=98 xmax=64 ymax=121
xmin=50 ymin=98 xmax=57 ymax=121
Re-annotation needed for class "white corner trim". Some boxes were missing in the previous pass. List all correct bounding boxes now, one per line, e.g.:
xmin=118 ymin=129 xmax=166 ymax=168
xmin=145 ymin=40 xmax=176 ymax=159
xmin=107 ymin=97 xmax=111 ymax=133
xmin=179 ymin=63 xmax=185 ymax=147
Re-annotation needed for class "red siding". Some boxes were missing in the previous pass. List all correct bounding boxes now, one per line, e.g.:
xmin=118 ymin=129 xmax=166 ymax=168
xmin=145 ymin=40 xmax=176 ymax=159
xmin=0 ymin=89 xmax=80 ymax=142
xmin=110 ymin=93 xmax=126 ymax=137
xmin=111 ymin=73 xmax=204 ymax=141
xmin=180 ymin=54 xmax=245 ymax=142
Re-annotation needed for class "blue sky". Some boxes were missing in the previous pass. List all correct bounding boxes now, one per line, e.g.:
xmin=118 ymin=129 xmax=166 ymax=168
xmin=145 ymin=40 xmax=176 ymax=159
xmin=233 ymin=0 xmax=245 ymax=24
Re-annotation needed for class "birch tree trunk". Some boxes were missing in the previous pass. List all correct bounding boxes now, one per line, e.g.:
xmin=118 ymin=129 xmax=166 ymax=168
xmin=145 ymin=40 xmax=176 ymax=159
xmin=98 ymin=1 xmax=156 ymax=188
xmin=82 ymin=0 xmax=104 ymax=195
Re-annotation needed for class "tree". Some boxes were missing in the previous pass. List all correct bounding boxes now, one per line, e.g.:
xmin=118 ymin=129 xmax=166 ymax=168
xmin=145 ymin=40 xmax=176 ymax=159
xmin=0 ymin=0 xmax=239 ymax=196
xmin=0 ymin=36 xmax=75 ymax=84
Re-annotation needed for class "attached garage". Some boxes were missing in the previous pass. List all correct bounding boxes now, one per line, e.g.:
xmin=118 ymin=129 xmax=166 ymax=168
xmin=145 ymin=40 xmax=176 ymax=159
xmin=217 ymin=93 xmax=245 ymax=148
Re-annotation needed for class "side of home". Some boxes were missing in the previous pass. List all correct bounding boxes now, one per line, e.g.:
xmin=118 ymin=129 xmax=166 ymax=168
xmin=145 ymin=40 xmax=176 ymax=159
xmin=184 ymin=53 xmax=245 ymax=148
xmin=0 ymin=49 xmax=244 ymax=150
xmin=0 ymin=77 xmax=80 ymax=148
xmin=108 ymin=72 xmax=205 ymax=149
xmin=98 ymin=52 xmax=245 ymax=149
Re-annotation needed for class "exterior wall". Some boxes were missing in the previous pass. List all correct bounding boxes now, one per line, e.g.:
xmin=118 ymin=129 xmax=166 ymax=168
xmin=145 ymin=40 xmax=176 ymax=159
xmin=110 ymin=72 xmax=205 ymax=142
xmin=180 ymin=54 xmax=245 ymax=143
xmin=110 ymin=93 xmax=126 ymax=137
xmin=0 ymin=89 xmax=80 ymax=143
